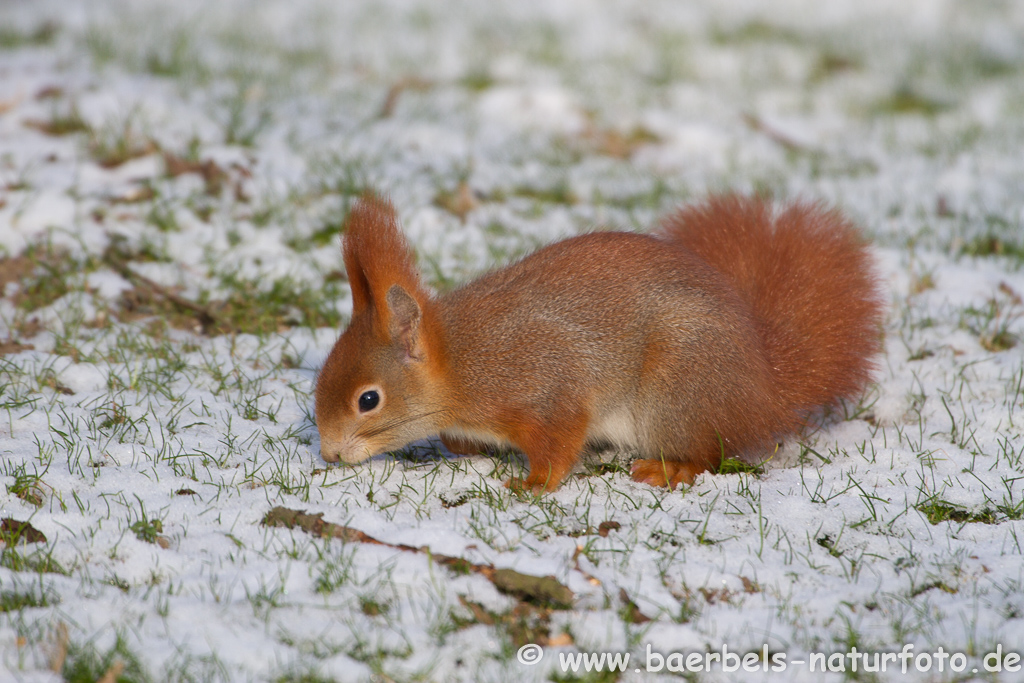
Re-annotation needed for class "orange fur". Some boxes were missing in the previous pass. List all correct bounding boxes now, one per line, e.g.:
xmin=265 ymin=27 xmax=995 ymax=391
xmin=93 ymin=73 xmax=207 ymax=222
xmin=659 ymin=195 xmax=883 ymax=414
xmin=315 ymin=193 xmax=884 ymax=492
xmin=342 ymin=195 xmax=428 ymax=332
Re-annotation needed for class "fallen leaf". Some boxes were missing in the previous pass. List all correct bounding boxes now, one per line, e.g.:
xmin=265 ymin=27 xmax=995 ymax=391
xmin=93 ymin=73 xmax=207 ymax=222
xmin=1 ymin=518 xmax=47 ymax=545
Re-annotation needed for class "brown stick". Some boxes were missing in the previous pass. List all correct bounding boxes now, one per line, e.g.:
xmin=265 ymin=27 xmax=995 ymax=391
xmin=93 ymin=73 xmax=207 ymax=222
xmin=262 ymin=506 xmax=575 ymax=606
xmin=741 ymin=112 xmax=812 ymax=154
xmin=104 ymin=256 xmax=219 ymax=332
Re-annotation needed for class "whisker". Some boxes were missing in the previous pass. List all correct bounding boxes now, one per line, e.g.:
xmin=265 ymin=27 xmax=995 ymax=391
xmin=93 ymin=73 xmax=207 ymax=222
xmin=356 ymin=409 xmax=449 ymax=440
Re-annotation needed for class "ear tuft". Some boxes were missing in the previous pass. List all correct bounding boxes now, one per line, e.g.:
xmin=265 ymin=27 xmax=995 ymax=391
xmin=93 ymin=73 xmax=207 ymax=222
xmin=342 ymin=193 xmax=426 ymax=327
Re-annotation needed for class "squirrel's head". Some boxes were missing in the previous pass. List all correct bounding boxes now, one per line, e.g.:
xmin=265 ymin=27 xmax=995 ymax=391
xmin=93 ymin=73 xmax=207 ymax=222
xmin=314 ymin=195 xmax=447 ymax=464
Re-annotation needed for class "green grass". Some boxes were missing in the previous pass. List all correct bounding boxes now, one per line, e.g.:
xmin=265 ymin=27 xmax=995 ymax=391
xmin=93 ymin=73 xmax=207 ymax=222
xmin=24 ymin=102 xmax=90 ymax=136
xmin=0 ymin=21 xmax=58 ymax=49
xmin=958 ymin=298 xmax=1020 ymax=352
xmin=129 ymin=516 xmax=165 ymax=545
xmin=10 ymin=245 xmax=85 ymax=313
xmin=872 ymin=86 xmax=950 ymax=117
xmin=960 ymin=233 xmax=1024 ymax=263
xmin=0 ymin=545 xmax=68 ymax=576
xmin=273 ymin=671 xmax=337 ymax=683
xmin=0 ymin=590 xmax=49 ymax=613
xmin=87 ymin=114 xmax=157 ymax=168
xmin=143 ymin=26 xmax=204 ymax=78
xmin=916 ymin=501 xmax=998 ymax=525
xmin=717 ymin=457 xmax=768 ymax=477
xmin=710 ymin=19 xmax=804 ymax=46
xmin=202 ymin=273 xmax=344 ymax=334
xmin=808 ymin=51 xmax=861 ymax=83
xmin=3 ymin=461 xmax=48 ymax=507
xmin=284 ymin=217 xmax=345 ymax=252
xmin=60 ymin=632 xmax=151 ymax=683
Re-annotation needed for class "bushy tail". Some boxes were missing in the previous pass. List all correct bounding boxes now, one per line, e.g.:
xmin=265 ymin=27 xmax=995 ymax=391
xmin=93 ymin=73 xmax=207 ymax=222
xmin=660 ymin=194 xmax=884 ymax=414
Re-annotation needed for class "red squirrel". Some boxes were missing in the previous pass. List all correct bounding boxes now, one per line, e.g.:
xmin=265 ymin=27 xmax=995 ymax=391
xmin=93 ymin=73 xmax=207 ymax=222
xmin=314 ymin=193 xmax=884 ymax=491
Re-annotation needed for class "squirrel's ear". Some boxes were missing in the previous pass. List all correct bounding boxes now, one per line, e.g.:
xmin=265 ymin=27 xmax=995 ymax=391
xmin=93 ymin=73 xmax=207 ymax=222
xmin=342 ymin=203 xmax=375 ymax=317
xmin=386 ymin=284 xmax=423 ymax=361
xmin=342 ymin=194 xmax=425 ymax=326
xmin=344 ymin=247 xmax=372 ymax=316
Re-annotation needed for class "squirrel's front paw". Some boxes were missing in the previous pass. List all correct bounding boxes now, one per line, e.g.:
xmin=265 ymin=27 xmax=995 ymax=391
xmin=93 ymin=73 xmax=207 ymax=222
xmin=505 ymin=476 xmax=558 ymax=494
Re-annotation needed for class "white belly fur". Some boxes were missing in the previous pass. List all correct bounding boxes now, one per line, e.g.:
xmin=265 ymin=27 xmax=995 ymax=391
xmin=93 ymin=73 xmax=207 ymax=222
xmin=588 ymin=407 xmax=639 ymax=448
xmin=440 ymin=425 xmax=512 ymax=449
xmin=443 ymin=409 xmax=638 ymax=452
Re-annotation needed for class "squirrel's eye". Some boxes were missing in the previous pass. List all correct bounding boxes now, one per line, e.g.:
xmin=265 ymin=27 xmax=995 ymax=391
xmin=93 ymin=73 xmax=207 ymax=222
xmin=358 ymin=390 xmax=380 ymax=412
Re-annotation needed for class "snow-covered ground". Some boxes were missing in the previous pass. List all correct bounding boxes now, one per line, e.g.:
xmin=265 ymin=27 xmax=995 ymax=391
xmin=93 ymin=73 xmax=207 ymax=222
xmin=1 ymin=1 xmax=1023 ymax=681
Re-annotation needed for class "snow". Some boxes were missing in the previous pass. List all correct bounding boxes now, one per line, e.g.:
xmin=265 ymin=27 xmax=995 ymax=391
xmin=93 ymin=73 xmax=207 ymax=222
xmin=1 ymin=0 xmax=1024 ymax=681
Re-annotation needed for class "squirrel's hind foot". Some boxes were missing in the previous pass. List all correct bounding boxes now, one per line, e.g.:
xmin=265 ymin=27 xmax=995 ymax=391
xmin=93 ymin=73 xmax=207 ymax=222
xmin=630 ymin=459 xmax=709 ymax=489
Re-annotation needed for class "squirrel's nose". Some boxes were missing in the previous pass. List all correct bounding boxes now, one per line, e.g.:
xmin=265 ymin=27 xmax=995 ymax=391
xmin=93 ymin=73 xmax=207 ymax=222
xmin=318 ymin=435 xmax=343 ymax=463
xmin=318 ymin=437 xmax=371 ymax=464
